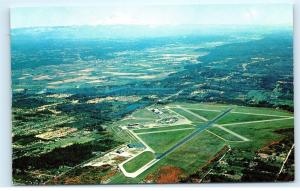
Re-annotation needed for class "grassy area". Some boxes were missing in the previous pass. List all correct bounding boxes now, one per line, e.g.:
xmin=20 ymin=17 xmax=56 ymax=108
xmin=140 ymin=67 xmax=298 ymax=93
xmin=170 ymin=108 xmax=205 ymax=123
xmin=225 ymin=118 xmax=294 ymax=151
xmin=217 ymin=112 xmax=280 ymax=124
xmin=138 ymin=129 xmax=195 ymax=153
xmin=189 ymin=109 xmax=220 ymax=120
xmin=161 ymin=130 xmax=226 ymax=171
xmin=231 ymin=106 xmax=293 ymax=116
xmin=123 ymin=151 xmax=155 ymax=173
xmin=133 ymin=124 xmax=195 ymax=134
xmin=131 ymin=109 xmax=158 ymax=119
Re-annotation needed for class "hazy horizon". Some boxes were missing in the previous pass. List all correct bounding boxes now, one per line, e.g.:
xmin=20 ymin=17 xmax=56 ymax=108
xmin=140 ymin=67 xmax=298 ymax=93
xmin=11 ymin=4 xmax=293 ymax=29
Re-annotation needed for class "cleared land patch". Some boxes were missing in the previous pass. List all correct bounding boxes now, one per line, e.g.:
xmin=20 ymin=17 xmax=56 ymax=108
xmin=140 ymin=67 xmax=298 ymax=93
xmin=35 ymin=127 xmax=77 ymax=140
xmin=123 ymin=151 xmax=155 ymax=173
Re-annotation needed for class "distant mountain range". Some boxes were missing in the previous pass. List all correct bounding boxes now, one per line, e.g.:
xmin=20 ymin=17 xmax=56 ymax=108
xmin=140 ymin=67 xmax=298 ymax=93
xmin=11 ymin=25 xmax=292 ymax=40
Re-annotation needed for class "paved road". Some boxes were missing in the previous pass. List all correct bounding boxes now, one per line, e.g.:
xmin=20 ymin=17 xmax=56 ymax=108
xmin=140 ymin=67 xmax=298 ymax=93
xmin=177 ymin=105 xmax=208 ymax=121
xmin=118 ymin=154 xmax=159 ymax=178
xmin=213 ymin=124 xmax=249 ymax=141
xmin=157 ymin=108 xmax=233 ymax=159
xmin=128 ymin=129 xmax=155 ymax=152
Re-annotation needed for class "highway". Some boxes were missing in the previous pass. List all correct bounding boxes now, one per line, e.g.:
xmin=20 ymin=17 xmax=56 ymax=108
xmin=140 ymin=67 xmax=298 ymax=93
xmin=157 ymin=108 xmax=233 ymax=159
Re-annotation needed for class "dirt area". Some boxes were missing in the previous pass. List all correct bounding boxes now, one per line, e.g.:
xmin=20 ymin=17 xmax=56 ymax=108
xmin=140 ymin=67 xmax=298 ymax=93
xmin=48 ymin=76 xmax=87 ymax=85
xmin=35 ymin=127 xmax=77 ymax=140
xmin=84 ymin=144 xmax=143 ymax=167
xmin=46 ymin=94 xmax=72 ymax=98
xmin=33 ymin=75 xmax=52 ymax=81
xmin=86 ymin=96 xmax=141 ymax=104
xmin=145 ymin=165 xmax=186 ymax=184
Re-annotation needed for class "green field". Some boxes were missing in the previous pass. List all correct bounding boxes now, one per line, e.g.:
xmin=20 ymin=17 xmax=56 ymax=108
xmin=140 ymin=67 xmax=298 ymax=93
xmin=170 ymin=108 xmax=205 ymax=123
xmin=231 ymin=106 xmax=293 ymax=116
xmin=123 ymin=151 xmax=155 ymax=173
xmin=224 ymin=118 xmax=294 ymax=151
xmin=160 ymin=130 xmax=226 ymax=171
xmin=138 ymin=128 xmax=196 ymax=153
xmin=131 ymin=109 xmax=158 ymax=119
xmin=189 ymin=109 xmax=220 ymax=120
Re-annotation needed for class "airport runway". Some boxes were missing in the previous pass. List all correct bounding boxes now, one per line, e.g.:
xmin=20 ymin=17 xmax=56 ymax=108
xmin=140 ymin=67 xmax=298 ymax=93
xmin=157 ymin=108 xmax=233 ymax=159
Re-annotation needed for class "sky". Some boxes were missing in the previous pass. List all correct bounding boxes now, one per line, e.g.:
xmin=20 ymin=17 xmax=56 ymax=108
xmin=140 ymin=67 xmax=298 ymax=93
xmin=10 ymin=4 xmax=293 ymax=28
